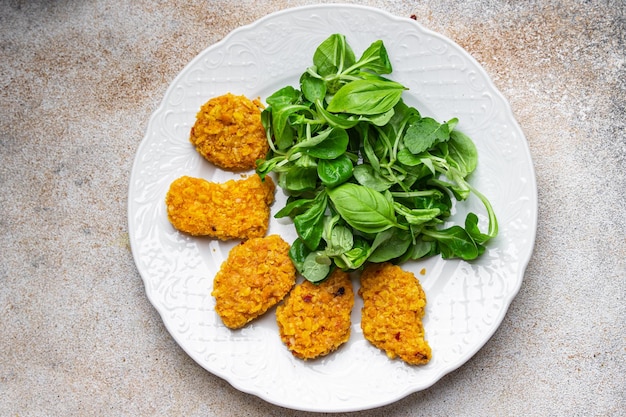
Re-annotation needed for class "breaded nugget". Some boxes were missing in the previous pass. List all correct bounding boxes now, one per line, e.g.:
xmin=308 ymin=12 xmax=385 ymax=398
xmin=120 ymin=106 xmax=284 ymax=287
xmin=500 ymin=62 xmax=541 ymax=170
xmin=165 ymin=174 xmax=275 ymax=240
xmin=276 ymin=270 xmax=354 ymax=360
xmin=190 ymin=93 xmax=269 ymax=171
xmin=359 ymin=263 xmax=431 ymax=365
xmin=212 ymin=234 xmax=296 ymax=329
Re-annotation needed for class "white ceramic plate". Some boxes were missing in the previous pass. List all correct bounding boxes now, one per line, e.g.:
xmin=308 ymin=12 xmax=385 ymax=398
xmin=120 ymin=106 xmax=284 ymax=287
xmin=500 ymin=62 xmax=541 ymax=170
xmin=128 ymin=4 xmax=537 ymax=412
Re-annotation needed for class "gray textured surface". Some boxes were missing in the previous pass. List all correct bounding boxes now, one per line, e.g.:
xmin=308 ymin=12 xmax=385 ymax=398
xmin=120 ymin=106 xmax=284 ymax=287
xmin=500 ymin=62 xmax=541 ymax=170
xmin=1 ymin=0 xmax=625 ymax=415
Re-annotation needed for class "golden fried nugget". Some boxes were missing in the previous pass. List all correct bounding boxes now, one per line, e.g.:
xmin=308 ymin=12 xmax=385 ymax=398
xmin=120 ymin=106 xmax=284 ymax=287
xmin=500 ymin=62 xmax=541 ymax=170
xmin=165 ymin=174 xmax=275 ymax=240
xmin=359 ymin=263 xmax=431 ymax=365
xmin=212 ymin=235 xmax=296 ymax=329
xmin=190 ymin=93 xmax=269 ymax=171
xmin=276 ymin=270 xmax=354 ymax=360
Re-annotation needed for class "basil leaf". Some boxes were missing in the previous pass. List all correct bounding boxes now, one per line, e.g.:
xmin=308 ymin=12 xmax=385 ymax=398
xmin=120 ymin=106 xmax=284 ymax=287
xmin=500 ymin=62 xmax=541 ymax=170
xmin=300 ymin=72 xmax=327 ymax=103
xmin=359 ymin=125 xmax=380 ymax=171
xmin=368 ymin=228 xmax=412 ymax=263
xmin=281 ymin=167 xmax=317 ymax=193
xmin=327 ymin=183 xmax=404 ymax=233
xmin=301 ymin=128 xmax=349 ymax=159
xmin=404 ymin=117 xmax=451 ymax=154
xmin=326 ymin=79 xmax=406 ymax=115
xmin=386 ymin=99 xmax=420 ymax=137
xmin=394 ymin=202 xmax=441 ymax=225
xmin=447 ymin=117 xmax=459 ymax=132
xmin=447 ymin=129 xmax=478 ymax=176
xmin=265 ymin=87 xmax=311 ymax=150
xmin=255 ymin=156 xmax=280 ymax=179
xmin=289 ymin=237 xmax=310 ymax=274
xmin=397 ymin=148 xmax=421 ymax=166
xmin=322 ymin=216 xmax=354 ymax=257
xmin=292 ymin=126 xmax=334 ymax=149
xmin=396 ymin=151 xmax=438 ymax=178
xmin=266 ymin=85 xmax=300 ymax=106
xmin=423 ymin=226 xmax=479 ymax=260
xmin=301 ymin=251 xmax=331 ymax=283
xmin=361 ymin=108 xmax=396 ymax=127
xmin=329 ymin=225 xmax=353 ymax=254
xmin=398 ymin=237 xmax=438 ymax=262
xmin=316 ymin=102 xmax=361 ymax=129
xmin=272 ymin=104 xmax=310 ymax=150
xmin=317 ymin=154 xmax=353 ymax=187
xmin=465 ymin=212 xmax=491 ymax=245
xmin=282 ymin=156 xmax=318 ymax=193
xmin=293 ymin=191 xmax=328 ymax=250
xmin=337 ymin=236 xmax=371 ymax=269
xmin=354 ymin=40 xmax=393 ymax=75
xmin=313 ymin=33 xmax=356 ymax=77
xmin=352 ymin=164 xmax=394 ymax=191
xmin=274 ymin=197 xmax=315 ymax=219
xmin=260 ymin=107 xmax=272 ymax=136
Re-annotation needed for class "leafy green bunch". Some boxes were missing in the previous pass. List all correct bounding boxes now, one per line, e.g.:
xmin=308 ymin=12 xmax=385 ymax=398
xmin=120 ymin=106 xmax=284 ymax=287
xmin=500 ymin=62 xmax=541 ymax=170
xmin=256 ymin=34 xmax=498 ymax=283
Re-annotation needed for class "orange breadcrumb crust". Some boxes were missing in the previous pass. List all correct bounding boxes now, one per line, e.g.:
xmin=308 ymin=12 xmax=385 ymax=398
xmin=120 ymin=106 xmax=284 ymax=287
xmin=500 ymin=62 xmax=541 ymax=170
xmin=190 ymin=93 xmax=269 ymax=171
xmin=276 ymin=270 xmax=354 ymax=360
xmin=359 ymin=263 xmax=431 ymax=365
xmin=212 ymin=234 xmax=296 ymax=329
xmin=165 ymin=174 xmax=275 ymax=240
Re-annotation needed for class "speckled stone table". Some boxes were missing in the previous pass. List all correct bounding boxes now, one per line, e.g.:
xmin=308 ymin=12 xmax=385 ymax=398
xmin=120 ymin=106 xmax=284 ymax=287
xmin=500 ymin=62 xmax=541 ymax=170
xmin=1 ymin=1 xmax=624 ymax=415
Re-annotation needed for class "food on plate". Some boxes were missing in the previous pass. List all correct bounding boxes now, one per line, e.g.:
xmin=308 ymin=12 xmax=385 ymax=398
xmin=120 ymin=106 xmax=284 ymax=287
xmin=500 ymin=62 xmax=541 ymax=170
xmin=190 ymin=93 xmax=269 ymax=171
xmin=165 ymin=173 xmax=275 ymax=240
xmin=256 ymin=33 xmax=498 ymax=284
xmin=167 ymin=35 xmax=457 ymax=364
xmin=276 ymin=269 xmax=354 ymax=360
xmin=212 ymin=234 xmax=296 ymax=329
xmin=359 ymin=262 xmax=431 ymax=365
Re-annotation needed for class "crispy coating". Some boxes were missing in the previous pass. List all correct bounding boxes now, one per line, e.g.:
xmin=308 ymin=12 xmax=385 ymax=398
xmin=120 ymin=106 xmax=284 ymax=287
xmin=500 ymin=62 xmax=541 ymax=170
xmin=212 ymin=235 xmax=296 ymax=329
xmin=276 ymin=270 xmax=354 ymax=360
xmin=190 ymin=93 xmax=269 ymax=171
xmin=165 ymin=174 xmax=275 ymax=240
xmin=359 ymin=263 xmax=431 ymax=365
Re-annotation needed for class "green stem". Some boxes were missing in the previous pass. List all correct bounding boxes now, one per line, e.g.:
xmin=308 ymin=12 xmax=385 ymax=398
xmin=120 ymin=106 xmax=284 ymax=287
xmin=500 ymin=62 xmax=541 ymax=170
xmin=467 ymin=182 xmax=499 ymax=238
xmin=390 ymin=190 xmax=443 ymax=198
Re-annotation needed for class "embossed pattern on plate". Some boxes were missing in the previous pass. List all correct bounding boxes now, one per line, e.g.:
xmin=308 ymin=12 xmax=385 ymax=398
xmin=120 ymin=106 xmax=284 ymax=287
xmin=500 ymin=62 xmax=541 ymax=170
xmin=128 ymin=4 xmax=537 ymax=412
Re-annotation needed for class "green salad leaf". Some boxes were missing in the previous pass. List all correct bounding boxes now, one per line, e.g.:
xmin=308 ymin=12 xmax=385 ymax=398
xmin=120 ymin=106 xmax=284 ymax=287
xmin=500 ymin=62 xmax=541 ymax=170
xmin=256 ymin=34 xmax=498 ymax=283
xmin=327 ymin=183 xmax=404 ymax=234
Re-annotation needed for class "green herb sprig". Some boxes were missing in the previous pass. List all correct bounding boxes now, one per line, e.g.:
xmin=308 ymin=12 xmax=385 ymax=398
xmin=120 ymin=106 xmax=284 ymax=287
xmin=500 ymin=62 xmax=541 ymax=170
xmin=256 ymin=34 xmax=498 ymax=283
